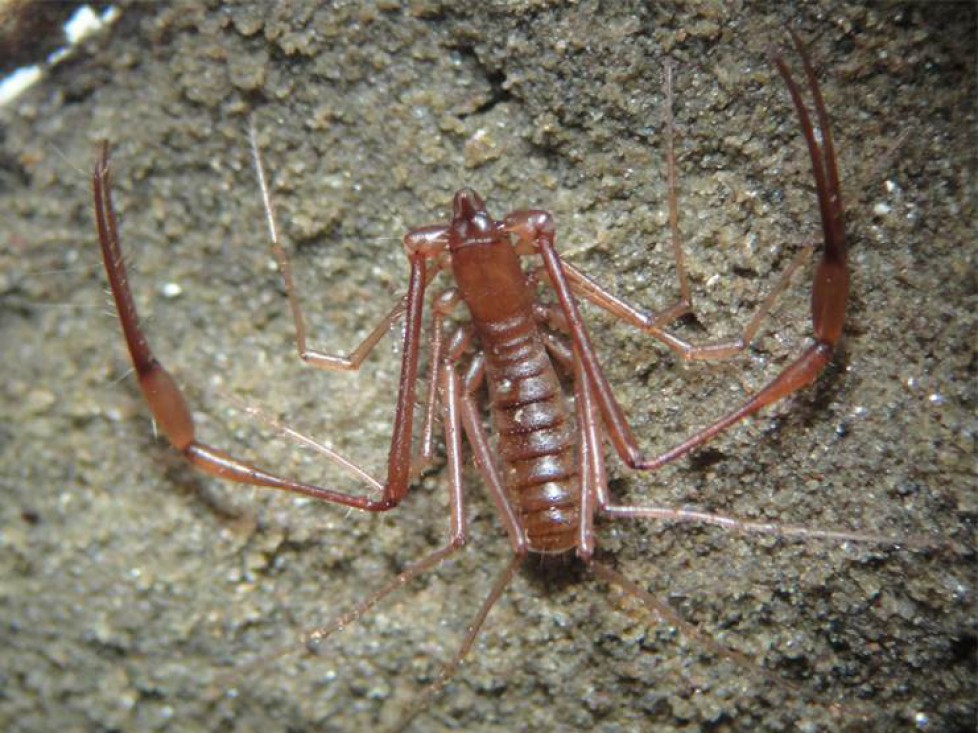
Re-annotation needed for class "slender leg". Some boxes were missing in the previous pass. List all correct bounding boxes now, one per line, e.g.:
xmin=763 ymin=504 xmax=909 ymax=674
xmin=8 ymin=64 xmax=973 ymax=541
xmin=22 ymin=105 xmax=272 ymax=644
xmin=584 ymin=560 xmax=845 ymax=713
xmin=523 ymin=57 xmax=814 ymax=363
xmin=589 ymin=60 xmax=693 ymax=330
xmin=574 ymin=344 xmax=605 ymax=561
xmin=413 ymin=289 xmax=466 ymax=478
xmin=215 ymin=365 xmax=470 ymax=693
xmin=504 ymin=35 xmax=850 ymax=478
xmin=534 ymin=305 xmax=614 ymax=518
xmin=393 ymin=554 xmax=525 ymax=733
xmin=590 ymin=559 xmax=885 ymax=723
xmin=590 ymin=560 xmax=768 ymax=679
xmin=458 ymin=354 xmax=528 ymax=554
xmin=219 ymin=543 xmax=464 ymax=692
xmin=390 ymin=346 xmax=529 ymax=731
xmin=659 ymin=60 xmax=693 ymax=323
xmin=438 ymin=343 xmax=467 ymax=541
xmin=600 ymin=502 xmax=934 ymax=546
xmin=249 ymin=117 xmax=439 ymax=372
xmin=533 ymin=307 xmax=605 ymax=559
xmin=560 ymin=245 xmax=813 ymax=361
xmin=94 ymin=142 xmax=431 ymax=510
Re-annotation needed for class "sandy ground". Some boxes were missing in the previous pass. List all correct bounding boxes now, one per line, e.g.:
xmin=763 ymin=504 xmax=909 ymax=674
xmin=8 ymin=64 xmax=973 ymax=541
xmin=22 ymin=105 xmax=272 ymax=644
xmin=1 ymin=2 xmax=974 ymax=732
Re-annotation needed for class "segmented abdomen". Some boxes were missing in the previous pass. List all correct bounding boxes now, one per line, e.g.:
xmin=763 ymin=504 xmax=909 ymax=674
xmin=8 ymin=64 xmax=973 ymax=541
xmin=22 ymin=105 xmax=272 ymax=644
xmin=478 ymin=312 xmax=579 ymax=554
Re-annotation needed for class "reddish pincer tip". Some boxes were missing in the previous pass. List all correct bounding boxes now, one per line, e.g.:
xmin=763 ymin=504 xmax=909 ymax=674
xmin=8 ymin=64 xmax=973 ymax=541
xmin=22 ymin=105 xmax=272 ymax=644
xmin=452 ymin=188 xmax=487 ymax=220
xmin=450 ymin=188 xmax=494 ymax=243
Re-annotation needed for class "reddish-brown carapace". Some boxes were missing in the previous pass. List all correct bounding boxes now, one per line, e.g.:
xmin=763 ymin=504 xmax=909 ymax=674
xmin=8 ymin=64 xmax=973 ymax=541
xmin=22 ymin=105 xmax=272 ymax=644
xmin=93 ymin=30 xmax=907 ymax=730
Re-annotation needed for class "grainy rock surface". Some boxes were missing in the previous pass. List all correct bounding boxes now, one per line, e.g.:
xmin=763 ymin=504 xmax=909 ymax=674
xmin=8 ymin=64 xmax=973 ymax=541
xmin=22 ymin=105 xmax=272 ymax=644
xmin=1 ymin=2 xmax=974 ymax=732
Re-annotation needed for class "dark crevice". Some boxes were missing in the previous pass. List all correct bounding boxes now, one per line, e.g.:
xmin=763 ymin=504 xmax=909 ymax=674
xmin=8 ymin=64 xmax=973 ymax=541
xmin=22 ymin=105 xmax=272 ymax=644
xmin=465 ymin=67 xmax=513 ymax=117
xmin=449 ymin=43 xmax=513 ymax=118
